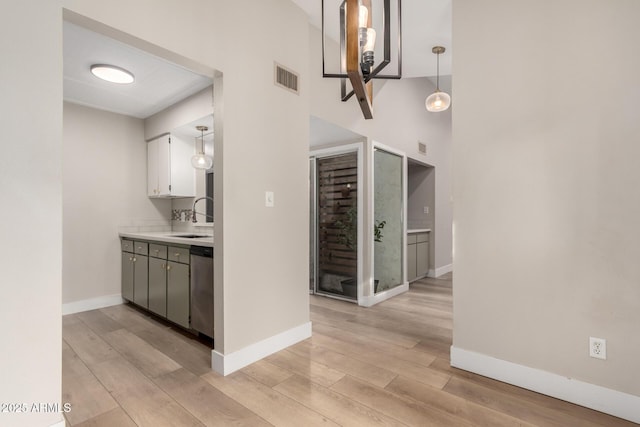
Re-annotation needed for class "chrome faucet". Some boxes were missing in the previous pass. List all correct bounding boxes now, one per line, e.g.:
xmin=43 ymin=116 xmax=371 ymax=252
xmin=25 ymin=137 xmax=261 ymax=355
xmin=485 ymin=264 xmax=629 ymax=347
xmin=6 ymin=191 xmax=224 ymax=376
xmin=192 ymin=196 xmax=213 ymax=223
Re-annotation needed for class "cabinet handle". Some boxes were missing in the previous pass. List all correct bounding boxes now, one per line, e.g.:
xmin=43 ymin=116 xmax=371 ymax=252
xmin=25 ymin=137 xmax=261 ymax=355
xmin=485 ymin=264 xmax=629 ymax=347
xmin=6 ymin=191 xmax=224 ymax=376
xmin=167 ymin=264 xmax=171 ymax=271
xmin=132 ymin=257 xmax=137 ymax=262
xmin=137 ymin=246 xmax=143 ymax=250
xmin=161 ymin=263 xmax=165 ymax=269
xmin=174 ymin=253 xmax=180 ymax=257
xmin=129 ymin=257 xmax=133 ymax=261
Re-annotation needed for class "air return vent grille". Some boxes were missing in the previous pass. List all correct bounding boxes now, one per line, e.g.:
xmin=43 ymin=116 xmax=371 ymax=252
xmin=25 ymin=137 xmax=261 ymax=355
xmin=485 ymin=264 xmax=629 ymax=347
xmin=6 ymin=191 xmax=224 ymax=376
xmin=418 ymin=142 xmax=427 ymax=155
xmin=274 ymin=62 xmax=299 ymax=94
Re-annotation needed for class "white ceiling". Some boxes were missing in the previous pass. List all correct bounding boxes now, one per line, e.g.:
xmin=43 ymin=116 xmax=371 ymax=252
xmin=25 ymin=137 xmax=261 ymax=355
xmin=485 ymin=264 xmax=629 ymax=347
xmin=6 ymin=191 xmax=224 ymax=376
xmin=63 ymin=1 xmax=451 ymax=120
xmin=63 ymin=21 xmax=213 ymax=119
xmin=310 ymin=116 xmax=363 ymax=147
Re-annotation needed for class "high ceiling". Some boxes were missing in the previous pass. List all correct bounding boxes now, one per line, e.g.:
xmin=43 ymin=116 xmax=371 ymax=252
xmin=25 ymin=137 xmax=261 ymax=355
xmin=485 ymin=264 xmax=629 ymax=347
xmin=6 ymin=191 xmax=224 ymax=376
xmin=63 ymin=1 xmax=451 ymax=119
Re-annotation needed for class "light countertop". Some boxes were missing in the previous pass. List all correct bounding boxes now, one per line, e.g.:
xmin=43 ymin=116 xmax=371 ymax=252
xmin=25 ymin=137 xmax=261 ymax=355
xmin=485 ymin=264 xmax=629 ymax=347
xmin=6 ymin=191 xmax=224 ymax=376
xmin=407 ymin=229 xmax=431 ymax=233
xmin=119 ymin=231 xmax=214 ymax=248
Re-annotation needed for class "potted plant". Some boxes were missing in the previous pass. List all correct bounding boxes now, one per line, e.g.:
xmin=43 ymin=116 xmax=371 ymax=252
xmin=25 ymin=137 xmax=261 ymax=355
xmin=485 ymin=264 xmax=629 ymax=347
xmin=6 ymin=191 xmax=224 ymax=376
xmin=374 ymin=220 xmax=386 ymax=242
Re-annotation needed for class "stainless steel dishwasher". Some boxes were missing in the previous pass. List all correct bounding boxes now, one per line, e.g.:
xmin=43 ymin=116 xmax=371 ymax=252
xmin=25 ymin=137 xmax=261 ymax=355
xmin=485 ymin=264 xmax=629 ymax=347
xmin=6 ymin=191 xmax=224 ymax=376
xmin=190 ymin=245 xmax=214 ymax=339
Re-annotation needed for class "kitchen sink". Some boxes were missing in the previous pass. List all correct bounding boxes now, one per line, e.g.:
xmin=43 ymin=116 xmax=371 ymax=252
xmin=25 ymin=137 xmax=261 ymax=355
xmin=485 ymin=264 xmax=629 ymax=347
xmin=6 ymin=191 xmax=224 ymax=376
xmin=169 ymin=234 xmax=211 ymax=239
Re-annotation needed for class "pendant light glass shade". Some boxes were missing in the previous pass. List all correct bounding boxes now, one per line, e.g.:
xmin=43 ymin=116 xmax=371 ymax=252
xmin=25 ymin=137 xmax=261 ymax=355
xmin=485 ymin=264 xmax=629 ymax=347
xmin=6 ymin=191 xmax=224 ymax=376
xmin=191 ymin=125 xmax=213 ymax=170
xmin=191 ymin=153 xmax=213 ymax=170
xmin=426 ymin=46 xmax=451 ymax=112
xmin=426 ymin=91 xmax=451 ymax=112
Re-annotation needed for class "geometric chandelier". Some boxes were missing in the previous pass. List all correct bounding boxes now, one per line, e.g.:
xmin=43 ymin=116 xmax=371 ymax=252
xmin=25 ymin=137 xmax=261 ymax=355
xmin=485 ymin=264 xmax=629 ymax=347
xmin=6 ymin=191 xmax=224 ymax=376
xmin=322 ymin=0 xmax=402 ymax=119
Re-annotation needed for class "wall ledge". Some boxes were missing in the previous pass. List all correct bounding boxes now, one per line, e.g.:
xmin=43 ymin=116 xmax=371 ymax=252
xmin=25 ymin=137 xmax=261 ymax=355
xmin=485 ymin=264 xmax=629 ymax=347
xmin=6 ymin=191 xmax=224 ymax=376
xmin=62 ymin=294 xmax=123 ymax=315
xmin=212 ymin=322 xmax=312 ymax=376
xmin=450 ymin=346 xmax=640 ymax=424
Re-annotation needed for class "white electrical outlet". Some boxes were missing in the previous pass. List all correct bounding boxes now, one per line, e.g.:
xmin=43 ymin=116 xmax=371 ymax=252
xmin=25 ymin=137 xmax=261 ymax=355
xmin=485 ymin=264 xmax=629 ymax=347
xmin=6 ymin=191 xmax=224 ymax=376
xmin=589 ymin=337 xmax=607 ymax=360
xmin=423 ymin=206 xmax=429 ymax=214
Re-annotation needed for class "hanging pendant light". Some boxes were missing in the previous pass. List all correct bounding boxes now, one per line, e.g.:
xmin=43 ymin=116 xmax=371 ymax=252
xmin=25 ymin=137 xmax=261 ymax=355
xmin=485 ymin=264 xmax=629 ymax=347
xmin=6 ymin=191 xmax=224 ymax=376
xmin=425 ymin=46 xmax=451 ymax=112
xmin=191 ymin=125 xmax=213 ymax=170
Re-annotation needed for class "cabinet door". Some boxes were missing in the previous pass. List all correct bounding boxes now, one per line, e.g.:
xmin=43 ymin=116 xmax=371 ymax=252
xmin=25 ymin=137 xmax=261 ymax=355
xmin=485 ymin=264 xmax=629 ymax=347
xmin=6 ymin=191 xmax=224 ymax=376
xmin=148 ymin=257 xmax=167 ymax=317
xmin=167 ymin=261 xmax=190 ymax=329
xmin=416 ymin=242 xmax=429 ymax=278
xmin=121 ymin=252 xmax=134 ymax=301
xmin=157 ymin=135 xmax=171 ymax=196
xmin=147 ymin=139 xmax=159 ymax=197
xmin=168 ymin=134 xmax=196 ymax=197
xmin=407 ymin=243 xmax=417 ymax=282
xmin=133 ymin=255 xmax=148 ymax=308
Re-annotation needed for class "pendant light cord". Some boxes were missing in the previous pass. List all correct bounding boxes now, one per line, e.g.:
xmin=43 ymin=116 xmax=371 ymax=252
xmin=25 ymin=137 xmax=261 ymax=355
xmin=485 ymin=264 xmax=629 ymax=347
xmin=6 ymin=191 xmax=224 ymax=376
xmin=436 ymin=51 xmax=440 ymax=91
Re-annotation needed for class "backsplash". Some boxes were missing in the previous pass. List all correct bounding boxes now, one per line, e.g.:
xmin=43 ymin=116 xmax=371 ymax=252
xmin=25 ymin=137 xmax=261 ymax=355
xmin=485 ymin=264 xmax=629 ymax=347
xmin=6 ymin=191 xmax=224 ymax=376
xmin=118 ymin=203 xmax=211 ymax=235
xmin=171 ymin=209 xmax=193 ymax=222
xmin=118 ymin=218 xmax=171 ymax=233
xmin=171 ymin=206 xmax=213 ymax=234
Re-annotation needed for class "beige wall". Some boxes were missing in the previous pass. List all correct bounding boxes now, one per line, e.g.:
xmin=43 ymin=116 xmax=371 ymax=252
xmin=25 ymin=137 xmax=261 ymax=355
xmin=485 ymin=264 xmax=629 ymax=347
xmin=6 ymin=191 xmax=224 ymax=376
xmin=453 ymin=0 xmax=640 ymax=396
xmin=144 ymin=86 xmax=213 ymax=141
xmin=309 ymin=26 xmax=453 ymax=274
xmin=63 ymin=0 xmax=310 ymax=356
xmin=63 ymin=102 xmax=171 ymax=304
xmin=0 ymin=1 xmax=64 ymax=426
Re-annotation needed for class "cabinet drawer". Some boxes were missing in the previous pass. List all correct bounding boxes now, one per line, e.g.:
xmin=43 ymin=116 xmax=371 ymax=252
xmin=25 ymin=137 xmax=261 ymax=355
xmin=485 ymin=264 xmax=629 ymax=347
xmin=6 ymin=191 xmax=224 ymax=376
xmin=416 ymin=232 xmax=430 ymax=243
xmin=407 ymin=234 xmax=417 ymax=244
xmin=149 ymin=243 xmax=167 ymax=259
xmin=134 ymin=241 xmax=149 ymax=255
xmin=121 ymin=239 xmax=134 ymax=253
xmin=168 ymin=246 xmax=190 ymax=264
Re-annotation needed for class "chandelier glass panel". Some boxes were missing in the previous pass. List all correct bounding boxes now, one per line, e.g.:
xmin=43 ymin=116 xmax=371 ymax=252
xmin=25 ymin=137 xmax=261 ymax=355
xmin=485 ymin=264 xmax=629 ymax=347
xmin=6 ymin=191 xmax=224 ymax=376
xmin=322 ymin=0 xmax=402 ymax=119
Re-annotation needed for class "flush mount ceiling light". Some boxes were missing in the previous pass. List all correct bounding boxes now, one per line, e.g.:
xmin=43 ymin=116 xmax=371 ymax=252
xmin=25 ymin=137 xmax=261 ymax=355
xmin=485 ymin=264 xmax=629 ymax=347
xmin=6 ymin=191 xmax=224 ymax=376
xmin=322 ymin=0 xmax=402 ymax=120
xmin=425 ymin=46 xmax=451 ymax=112
xmin=90 ymin=64 xmax=135 ymax=84
xmin=191 ymin=125 xmax=213 ymax=170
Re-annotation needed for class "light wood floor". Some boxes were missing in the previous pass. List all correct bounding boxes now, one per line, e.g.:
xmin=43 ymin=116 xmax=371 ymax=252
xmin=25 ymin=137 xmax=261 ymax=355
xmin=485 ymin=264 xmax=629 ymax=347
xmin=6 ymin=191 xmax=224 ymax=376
xmin=62 ymin=274 xmax=635 ymax=426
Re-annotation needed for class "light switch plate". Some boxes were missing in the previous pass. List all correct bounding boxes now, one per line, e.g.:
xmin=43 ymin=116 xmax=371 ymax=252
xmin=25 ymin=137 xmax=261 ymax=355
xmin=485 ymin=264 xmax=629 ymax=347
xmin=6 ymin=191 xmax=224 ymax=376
xmin=265 ymin=191 xmax=274 ymax=207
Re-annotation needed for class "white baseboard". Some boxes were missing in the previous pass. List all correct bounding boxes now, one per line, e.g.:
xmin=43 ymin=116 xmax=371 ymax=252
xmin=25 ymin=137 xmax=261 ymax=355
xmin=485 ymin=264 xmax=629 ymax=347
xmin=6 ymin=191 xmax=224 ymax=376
xmin=62 ymin=294 xmax=123 ymax=315
xmin=212 ymin=322 xmax=312 ymax=376
xmin=450 ymin=346 xmax=640 ymax=424
xmin=428 ymin=263 xmax=453 ymax=278
xmin=359 ymin=283 xmax=409 ymax=307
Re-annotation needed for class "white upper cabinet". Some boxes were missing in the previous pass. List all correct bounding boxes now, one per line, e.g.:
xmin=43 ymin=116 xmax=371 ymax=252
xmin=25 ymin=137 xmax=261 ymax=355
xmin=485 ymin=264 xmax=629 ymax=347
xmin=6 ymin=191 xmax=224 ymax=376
xmin=147 ymin=134 xmax=195 ymax=198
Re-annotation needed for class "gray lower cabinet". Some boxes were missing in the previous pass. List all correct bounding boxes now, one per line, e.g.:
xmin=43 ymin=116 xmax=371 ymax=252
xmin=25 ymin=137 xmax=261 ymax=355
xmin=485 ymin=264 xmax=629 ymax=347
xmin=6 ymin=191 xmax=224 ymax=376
xmin=407 ymin=232 xmax=430 ymax=282
xmin=407 ymin=242 xmax=418 ymax=282
xmin=122 ymin=239 xmax=147 ymax=304
xmin=167 ymin=259 xmax=190 ymax=329
xmin=148 ymin=257 xmax=167 ymax=317
xmin=416 ymin=233 xmax=429 ymax=278
xmin=133 ymin=255 xmax=148 ymax=307
xmin=122 ymin=238 xmax=191 ymax=330
xmin=133 ymin=241 xmax=149 ymax=308
xmin=121 ymin=251 xmax=134 ymax=301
